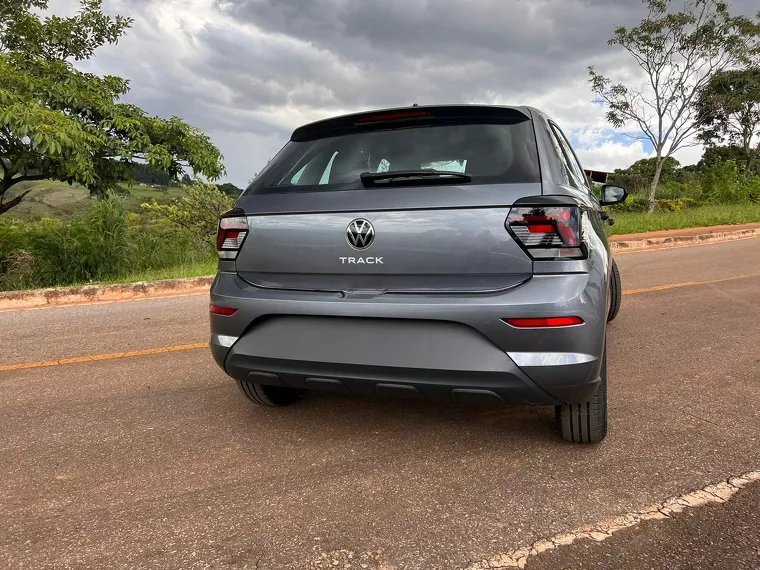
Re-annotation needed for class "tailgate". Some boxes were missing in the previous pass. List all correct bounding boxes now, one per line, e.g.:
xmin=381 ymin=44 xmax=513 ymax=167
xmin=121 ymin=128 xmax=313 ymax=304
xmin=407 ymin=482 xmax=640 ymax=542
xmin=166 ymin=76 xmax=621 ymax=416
xmin=235 ymin=200 xmax=533 ymax=293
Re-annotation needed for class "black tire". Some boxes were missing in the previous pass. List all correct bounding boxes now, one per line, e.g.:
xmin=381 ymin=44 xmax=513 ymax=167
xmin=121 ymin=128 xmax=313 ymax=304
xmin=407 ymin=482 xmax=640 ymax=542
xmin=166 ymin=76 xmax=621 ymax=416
xmin=556 ymin=347 xmax=608 ymax=444
xmin=235 ymin=380 xmax=303 ymax=407
xmin=607 ymin=258 xmax=622 ymax=322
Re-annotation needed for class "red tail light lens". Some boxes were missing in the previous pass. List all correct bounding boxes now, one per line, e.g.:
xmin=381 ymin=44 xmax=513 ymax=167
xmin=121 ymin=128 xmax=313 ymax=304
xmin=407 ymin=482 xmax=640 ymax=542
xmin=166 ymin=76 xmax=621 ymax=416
xmin=217 ymin=216 xmax=248 ymax=260
xmin=506 ymin=206 xmax=583 ymax=259
xmin=503 ymin=316 xmax=584 ymax=328
xmin=210 ymin=304 xmax=238 ymax=316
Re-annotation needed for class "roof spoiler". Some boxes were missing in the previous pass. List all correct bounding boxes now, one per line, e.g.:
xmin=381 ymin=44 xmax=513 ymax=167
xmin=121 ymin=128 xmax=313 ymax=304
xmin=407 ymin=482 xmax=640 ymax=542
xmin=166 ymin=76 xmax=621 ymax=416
xmin=291 ymin=105 xmax=532 ymax=142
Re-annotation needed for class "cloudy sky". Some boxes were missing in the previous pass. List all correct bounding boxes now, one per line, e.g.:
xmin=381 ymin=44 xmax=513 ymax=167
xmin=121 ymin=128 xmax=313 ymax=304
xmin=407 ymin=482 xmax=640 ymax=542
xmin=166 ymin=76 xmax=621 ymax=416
xmin=51 ymin=0 xmax=758 ymax=187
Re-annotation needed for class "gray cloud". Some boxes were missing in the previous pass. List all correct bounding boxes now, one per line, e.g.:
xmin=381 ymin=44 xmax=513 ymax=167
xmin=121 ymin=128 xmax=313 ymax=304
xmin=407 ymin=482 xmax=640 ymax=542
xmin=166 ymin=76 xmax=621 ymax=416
xmin=208 ymin=0 xmax=642 ymax=104
xmin=72 ymin=0 xmax=760 ymax=184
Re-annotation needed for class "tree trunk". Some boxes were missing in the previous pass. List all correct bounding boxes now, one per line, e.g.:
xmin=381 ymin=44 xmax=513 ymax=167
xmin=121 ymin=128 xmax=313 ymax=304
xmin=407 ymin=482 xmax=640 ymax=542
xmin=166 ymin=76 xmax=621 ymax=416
xmin=647 ymin=155 xmax=666 ymax=214
xmin=0 ymin=189 xmax=32 ymax=215
xmin=746 ymin=142 xmax=758 ymax=175
xmin=742 ymin=125 xmax=753 ymax=175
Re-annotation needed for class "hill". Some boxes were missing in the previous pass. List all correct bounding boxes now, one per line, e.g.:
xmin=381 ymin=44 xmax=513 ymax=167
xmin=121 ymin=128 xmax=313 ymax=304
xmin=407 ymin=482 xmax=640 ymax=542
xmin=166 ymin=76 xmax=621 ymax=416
xmin=7 ymin=180 xmax=186 ymax=220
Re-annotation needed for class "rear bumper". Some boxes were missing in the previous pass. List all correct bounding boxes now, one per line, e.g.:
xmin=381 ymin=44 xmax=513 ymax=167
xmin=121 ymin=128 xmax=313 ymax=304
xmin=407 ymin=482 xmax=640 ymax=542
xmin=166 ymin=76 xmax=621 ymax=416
xmin=209 ymin=268 xmax=608 ymax=406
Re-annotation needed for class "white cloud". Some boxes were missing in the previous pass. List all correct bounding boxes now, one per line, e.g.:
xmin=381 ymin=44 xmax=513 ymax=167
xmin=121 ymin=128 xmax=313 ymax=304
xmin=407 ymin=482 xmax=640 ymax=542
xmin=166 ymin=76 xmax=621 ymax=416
xmin=575 ymin=139 xmax=652 ymax=173
xmin=672 ymin=144 xmax=706 ymax=168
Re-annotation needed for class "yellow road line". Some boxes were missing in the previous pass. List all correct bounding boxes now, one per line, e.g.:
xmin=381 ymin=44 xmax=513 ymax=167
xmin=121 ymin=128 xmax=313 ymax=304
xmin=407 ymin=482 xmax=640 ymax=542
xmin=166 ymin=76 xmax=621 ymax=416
xmin=0 ymin=343 xmax=209 ymax=373
xmin=623 ymin=272 xmax=760 ymax=296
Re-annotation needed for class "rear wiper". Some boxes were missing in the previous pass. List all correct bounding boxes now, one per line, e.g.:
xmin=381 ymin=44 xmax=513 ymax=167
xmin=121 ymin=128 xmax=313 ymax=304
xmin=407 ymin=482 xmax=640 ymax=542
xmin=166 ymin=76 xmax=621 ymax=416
xmin=360 ymin=169 xmax=472 ymax=187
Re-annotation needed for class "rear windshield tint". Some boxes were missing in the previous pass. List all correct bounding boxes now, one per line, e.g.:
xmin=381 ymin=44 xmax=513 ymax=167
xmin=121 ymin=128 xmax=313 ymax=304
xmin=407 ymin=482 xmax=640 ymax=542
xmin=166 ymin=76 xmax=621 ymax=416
xmin=245 ymin=121 xmax=540 ymax=194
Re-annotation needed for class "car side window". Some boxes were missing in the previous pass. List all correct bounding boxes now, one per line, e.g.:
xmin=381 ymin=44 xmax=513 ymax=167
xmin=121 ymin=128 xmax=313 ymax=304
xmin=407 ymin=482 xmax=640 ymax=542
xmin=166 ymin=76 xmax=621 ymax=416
xmin=550 ymin=123 xmax=592 ymax=193
xmin=287 ymin=151 xmax=338 ymax=185
xmin=545 ymin=123 xmax=575 ymax=187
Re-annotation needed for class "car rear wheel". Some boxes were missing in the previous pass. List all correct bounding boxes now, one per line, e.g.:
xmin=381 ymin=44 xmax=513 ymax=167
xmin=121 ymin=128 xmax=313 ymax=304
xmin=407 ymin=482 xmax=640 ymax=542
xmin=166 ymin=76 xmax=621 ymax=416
xmin=235 ymin=380 xmax=303 ymax=407
xmin=556 ymin=346 xmax=608 ymax=444
xmin=607 ymin=259 xmax=622 ymax=322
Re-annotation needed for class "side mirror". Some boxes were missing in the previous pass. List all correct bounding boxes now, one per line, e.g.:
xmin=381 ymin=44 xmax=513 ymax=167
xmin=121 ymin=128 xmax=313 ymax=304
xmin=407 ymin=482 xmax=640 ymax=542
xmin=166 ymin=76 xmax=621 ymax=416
xmin=600 ymin=184 xmax=628 ymax=206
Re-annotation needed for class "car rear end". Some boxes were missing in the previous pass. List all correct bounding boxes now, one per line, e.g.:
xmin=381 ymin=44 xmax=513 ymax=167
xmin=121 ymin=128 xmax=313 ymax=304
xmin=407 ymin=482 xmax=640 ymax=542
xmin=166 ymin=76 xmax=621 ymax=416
xmin=209 ymin=105 xmax=611 ymax=440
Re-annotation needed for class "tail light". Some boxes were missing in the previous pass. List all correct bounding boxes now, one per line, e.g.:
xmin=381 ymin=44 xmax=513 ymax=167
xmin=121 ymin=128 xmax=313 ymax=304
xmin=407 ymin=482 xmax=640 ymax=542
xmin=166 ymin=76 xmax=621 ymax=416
xmin=217 ymin=216 xmax=248 ymax=260
xmin=506 ymin=206 xmax=584 ymax=259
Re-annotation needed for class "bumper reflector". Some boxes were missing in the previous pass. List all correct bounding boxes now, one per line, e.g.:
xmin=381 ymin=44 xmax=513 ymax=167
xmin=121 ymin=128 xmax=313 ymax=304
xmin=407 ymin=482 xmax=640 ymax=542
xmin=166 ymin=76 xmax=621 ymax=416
xmin=211 ymin=334 xmax=239 ymax=348
xmin=503 ymin=316 xmax=584 ymax=328
xmin=210 ymin=304 xmax=238 ymax=316
xmin=508 ymin=352 xmax=596 ymax=366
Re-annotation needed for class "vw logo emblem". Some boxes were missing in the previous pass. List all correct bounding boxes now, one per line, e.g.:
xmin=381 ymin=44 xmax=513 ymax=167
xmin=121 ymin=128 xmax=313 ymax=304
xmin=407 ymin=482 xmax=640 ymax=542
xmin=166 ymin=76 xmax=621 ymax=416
xmin=346 ymin=219 xmax=375 ymax=250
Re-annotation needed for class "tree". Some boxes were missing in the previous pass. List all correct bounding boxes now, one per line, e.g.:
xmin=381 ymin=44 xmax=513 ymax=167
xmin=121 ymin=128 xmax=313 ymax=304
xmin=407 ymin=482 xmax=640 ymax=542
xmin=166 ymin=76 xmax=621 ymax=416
xmin=695 ymin=68 xmax=760 ymax=172
xmin=131 ymin=163 xmax=178 ymax=187
xmin=589 ymin=0 xmax=760 ymax=213
xmin=218 ymin=182 xmax=243 ymax=197
xmin=142 ymin=182 xmax=234 ymax=243
xmin=609 ymin=156 xmax=681 ymax=193
xmin=0 ymin=0 xmax=225 ymax=216
xmin=698 ymin=144 xmax=760 ymax=174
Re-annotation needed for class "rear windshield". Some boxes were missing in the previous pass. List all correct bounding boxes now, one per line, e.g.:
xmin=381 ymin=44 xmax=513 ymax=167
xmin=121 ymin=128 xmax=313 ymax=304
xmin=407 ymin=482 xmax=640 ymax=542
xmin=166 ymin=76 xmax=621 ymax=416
xmin=245 ymin=121 xmax=540 ymax=195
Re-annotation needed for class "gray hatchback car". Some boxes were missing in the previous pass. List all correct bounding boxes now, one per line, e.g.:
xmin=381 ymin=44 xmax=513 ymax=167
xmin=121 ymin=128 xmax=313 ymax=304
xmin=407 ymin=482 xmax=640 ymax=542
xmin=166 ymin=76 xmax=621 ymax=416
xmin=209 ymin=105 xmax=628 ymax=443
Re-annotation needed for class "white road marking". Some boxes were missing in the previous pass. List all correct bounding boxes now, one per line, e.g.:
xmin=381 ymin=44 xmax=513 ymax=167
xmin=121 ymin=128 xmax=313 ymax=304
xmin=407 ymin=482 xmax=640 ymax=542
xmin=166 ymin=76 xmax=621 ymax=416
xmin=463 ymin=471 xmax=760 ymax=569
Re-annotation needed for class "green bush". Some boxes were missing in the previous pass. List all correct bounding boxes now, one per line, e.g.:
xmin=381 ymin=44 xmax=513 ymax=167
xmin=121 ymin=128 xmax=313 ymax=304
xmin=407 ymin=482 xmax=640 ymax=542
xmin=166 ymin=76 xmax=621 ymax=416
xmin=609 ymin=195 xmax=701 ymax=213
xmin=610 ymin=194 xmax=650 ymax=212
xmin=658 ymin=198 xmax=701 ymax=212
xmin=607 ymin=151 xmax=760 ymax=208
xmin=141 ymin=181 xmax=234 ymax=243
xmin=655 ymin=181 xmax=704 ymax=201
xmin=698 ymin=160 xmax=756 ymax=204
xmin=0 ymin=194 xmax=215 ymax=291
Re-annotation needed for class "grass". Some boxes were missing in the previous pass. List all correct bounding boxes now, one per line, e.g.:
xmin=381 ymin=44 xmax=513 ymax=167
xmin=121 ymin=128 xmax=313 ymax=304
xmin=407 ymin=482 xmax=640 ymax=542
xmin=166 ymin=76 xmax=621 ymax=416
xmin=123 ymin=185 xmax=186 ymax=209
xmin=608 ymin=204 xmax=760 ymax=235
xmin=81 ymin=261 xmax=218 ymax=287
xmin=2 ymin=261 xmax=218 ymax=291
xmin=9 ymin=180 xmax=184 ymax=220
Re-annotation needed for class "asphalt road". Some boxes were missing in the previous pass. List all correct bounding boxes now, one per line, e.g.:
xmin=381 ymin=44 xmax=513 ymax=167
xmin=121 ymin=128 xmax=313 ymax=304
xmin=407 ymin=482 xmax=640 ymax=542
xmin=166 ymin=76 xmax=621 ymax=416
xmin=1 ymin=238 xmax=759 ymax=570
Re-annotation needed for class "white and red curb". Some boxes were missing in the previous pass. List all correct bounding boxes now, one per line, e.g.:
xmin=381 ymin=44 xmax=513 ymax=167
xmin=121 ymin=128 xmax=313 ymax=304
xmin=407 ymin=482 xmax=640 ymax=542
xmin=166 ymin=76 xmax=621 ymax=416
xmin=610 ymin=225 xmax=760 ymax=253
xmin=0 ymin=277 xmax=213 ymax=311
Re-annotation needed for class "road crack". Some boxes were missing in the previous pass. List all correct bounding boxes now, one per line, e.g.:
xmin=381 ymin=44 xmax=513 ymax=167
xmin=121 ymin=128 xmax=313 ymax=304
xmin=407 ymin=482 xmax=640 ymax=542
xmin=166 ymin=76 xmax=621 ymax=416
xmin=680 ymin=408 xmax=719 ymax=427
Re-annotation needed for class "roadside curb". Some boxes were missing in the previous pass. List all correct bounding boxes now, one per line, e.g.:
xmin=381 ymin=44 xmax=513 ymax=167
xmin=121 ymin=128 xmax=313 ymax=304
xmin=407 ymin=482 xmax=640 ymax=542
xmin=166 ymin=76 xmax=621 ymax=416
xmin=610 ymin=225 xmax=760 ymax=253
xmin=0 ymin=277 xmax=213 ymax=311
xmin=2 ymin=225 xmax=759 ymax=310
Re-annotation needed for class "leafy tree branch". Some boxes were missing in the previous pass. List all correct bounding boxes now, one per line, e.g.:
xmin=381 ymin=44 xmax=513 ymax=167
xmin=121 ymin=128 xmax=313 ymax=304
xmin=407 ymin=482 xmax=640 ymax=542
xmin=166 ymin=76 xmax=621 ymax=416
xmin=0 ymin=0 xmax=225 ymax=215
xmin=590 ymin=0 xmax=760 ymax=213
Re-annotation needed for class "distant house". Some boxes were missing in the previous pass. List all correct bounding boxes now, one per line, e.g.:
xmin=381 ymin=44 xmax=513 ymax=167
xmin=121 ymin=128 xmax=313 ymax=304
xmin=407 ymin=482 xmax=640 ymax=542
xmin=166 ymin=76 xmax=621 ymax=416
xmin=585 ymin=169 xmax=612 ymax=184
